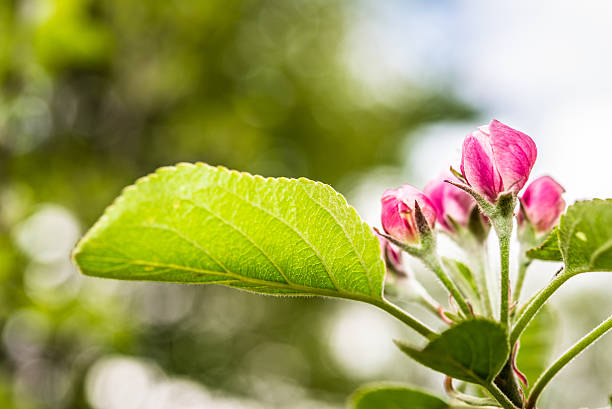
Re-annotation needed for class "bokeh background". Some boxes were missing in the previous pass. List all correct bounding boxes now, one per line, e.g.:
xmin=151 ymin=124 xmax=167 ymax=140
xmin=1 ymin=1 xmax=612 ymax=408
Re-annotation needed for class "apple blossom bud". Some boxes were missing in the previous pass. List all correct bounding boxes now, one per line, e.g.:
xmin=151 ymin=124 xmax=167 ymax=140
xmin=377 ymin=234 xmax=403 ymax=272
xmin=381 ymin=185 xmax=437 ymax=244
xmin=461 ymin=119 xmax=537 ymax=202
xmin=518 ymin=176 xmax=566 ymax=234
xmin=424 ymin=172 xmax=476 ymax=233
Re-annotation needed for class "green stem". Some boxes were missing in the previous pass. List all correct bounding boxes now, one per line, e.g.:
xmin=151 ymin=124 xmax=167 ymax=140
xmin=423 ymin=254 xmax=472 ymax=317
xmin=386 ymin=262 xmax=445 ymax=322
xmin=526 ymin=314 xmax=612 ymax=409
xmin=498 ymin=228 xmax=511 ymax=329
xmin=483 ymin=382 xmax=519 ymax=409
xmin=416 ymin=285 xmax=446 ymax=318
xmin=386 ymin=277 xmax=446 ymax=324
xmin=510 ymin=271 xmax=573 ymax=346
xmin=373 ymin=299 xmax=438 ymax=340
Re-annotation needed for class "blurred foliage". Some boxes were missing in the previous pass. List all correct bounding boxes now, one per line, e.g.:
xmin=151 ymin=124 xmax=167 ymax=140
xmin=0 ymin=0 xmax=473 ymax=408
xmin=517 ymin=305 xmax=558 ymax=392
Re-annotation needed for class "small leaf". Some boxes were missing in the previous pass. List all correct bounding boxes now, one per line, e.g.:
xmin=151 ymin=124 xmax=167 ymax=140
xmin=449 ymin=166 xmax=466 ymax=184
xmin=557 ymin=199 xmax=612 ymax=274
xmin=350 ymin=383 xmax=449 ymax=409
xmin=395 ymin=319 xmax=509 ymax=384
xmin=526 ymin=227 xmax=562 ymax=261
xmin=516 ymin=305 xmax=558 ymax=392
xmin=73 ymin=163 xmax=385 ymax=301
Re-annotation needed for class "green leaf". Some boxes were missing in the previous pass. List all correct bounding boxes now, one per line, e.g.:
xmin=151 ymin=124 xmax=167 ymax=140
xmin=72 ymin=163 xmax=385 ymax=301
xmin=350 ymin=383 xmax=449 ymax=409
xmin=516 ymin=305 xmax=558 ymax=392
xmin=526 ymin=227 xmax=562 ymax=261
xmin=395 ymin=319 xmax=509 ymax=384
xmin=557 ymin=199 xmax=612 ymax=274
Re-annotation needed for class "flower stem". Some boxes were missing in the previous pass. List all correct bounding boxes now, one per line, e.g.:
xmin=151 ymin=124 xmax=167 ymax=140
xmin=497 ymin=228 xmax=511 ymax=329
xmin=483 ymin=381 xmax=519 ymax=409
xmin=377 ymin=227 xmax=471 ymax=317
xmin=510 ymin=270 xmax=573 ymax=346
xmin=373 ymin=298 xmax=438 ymax=340
xmin=414 ymin=284 xmax=447 ymax=318
xmin=423 ymin=254 xmax=472 ymax=317
xmin=386 ymin=263 xmax=446 ymax=322
xmin=526 ymin=314 xmax=612 ymax=409
xmin=386 ymin=277 xmax=448 ymax=324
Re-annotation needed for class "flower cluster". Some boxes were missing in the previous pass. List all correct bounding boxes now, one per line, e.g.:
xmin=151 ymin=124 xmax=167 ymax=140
xmin=377 ymin=119 xmax=567 ymax=330
xmin=380 ymin=119 xmax=565 ymax=248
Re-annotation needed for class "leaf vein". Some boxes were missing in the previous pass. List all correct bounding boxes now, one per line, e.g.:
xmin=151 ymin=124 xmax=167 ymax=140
xmin=211 ymin=184 xmax=344 ymax=293
xmin=297 ymin=182 xmax=375 ymax=295
xmin=181 ymin=198 xmax=296 ymax=287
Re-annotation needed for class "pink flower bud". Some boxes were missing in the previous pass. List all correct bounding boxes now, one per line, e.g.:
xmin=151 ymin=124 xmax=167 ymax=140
xmin=461 ymin=120 xmax=537 ymax=202
xmin=381 ymin=185 xmax=437 ymax=244
xmin=377 ymin=234 xmax=402 ymax=270
xmin=424 ymin=172 xmax=476 ymax=233
xmin=519 ymin=176 xmax=566 ymax=233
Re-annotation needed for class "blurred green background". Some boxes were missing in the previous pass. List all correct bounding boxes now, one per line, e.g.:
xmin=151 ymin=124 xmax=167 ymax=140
xmin=3 ymin=1 xmax=612 ymax=408
xmin=0 ymin=1 xmax=472 ymax=408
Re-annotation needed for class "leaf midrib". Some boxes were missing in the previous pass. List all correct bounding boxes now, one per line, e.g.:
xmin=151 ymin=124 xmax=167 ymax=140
xmin=133 ymin=221 xmax=351 ymax=295
xmin=76 ymin=254 xmax=384 ymax=304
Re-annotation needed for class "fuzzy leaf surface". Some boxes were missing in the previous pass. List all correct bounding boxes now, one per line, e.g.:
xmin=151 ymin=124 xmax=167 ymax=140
xmin=526 ymin=227 xmax=562 ymax=261
xmin=73 ymin=163 xmax=385 ymax=300
xmin=557 ymin=199 xmax=612 ymax=274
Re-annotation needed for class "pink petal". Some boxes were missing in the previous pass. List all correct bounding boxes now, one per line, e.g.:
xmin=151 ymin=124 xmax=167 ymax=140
xmin=377 ymin=234 xmax=403 ymax=268
xmin=381 ymin=185 xmax=437 ymax=243
xmin=425 ymin=173 xmax=475 ymax=232
xmin=521 ymin=176 xmax=565 ymax=233
xmin=461 ymin=130 xmax=503 ymax=202
xmin=381 ymin=192 xmax=414 ymax=242
xmin=395 ymin=185 xmax=438 ymax=230
xmin=489 ymin=119 xmax=537 ymax=193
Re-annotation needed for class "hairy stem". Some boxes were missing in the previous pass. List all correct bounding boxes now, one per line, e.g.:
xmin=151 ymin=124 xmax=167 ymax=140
xmin=526 ymin=314 xmax=612 ymax=409
xmin=497 ymin=228 xmax=511 ymax=329
xmin=415 ymin=284 xmax=447 ymax=318
xmin=510 ymin=271 xmax=573 ymax=346
xmin=488 ymin=193 xmax=515 ymax=329
xmin=423 ymin=254 xmax=472 ymax=317
xmin=483 ymin=381 xmax=519 ymax=409
xmin=386 ymin=261 xmax=446 ymax=323
xmin=377 ymin=229 xmax=470 ymax=317
xmin=373 ymin=299 xmax=438 ymax=340
xmin=494 ymin=359 xmax=524 ymax=408
xmin=385 ymin=278 xmax=447 ymax=325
